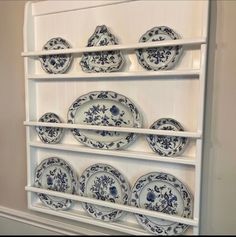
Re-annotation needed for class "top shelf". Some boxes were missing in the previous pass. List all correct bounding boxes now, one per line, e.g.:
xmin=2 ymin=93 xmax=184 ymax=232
xmin=22 ymin=38 xmax=206 ymax=57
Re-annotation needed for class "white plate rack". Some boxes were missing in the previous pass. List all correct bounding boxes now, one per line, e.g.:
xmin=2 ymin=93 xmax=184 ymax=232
xmin=22 ymin=0 xmax=209 ymax=235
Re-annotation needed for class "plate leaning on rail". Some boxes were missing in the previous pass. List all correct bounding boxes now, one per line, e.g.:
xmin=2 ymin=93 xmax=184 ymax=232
xmin=80 ymin=25 xmax=124 ymax=72
xmin=79 ymin=163 xmax=131 ymax=221
xmin=34 ymin=157 xmax=78 ymax=210
xmin=136 ymin=26 xmax=183 ymax=71
xmin=67 ymin=91 xmax=142 ymax=149
xmin=131 ymin=172 xmax=193 ymax=235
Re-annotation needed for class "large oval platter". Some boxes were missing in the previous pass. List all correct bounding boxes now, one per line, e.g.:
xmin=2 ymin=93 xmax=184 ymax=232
xmin=67 ymin=91 xmax=142 ymax=150
xmin=79 ymin=163 xmax=131 ymax=221
xmin=131 ymin=172 xmax=193 ymax=235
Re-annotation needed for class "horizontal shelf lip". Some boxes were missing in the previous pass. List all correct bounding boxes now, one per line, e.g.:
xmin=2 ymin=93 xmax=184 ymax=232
xmin=21 ymin=38 xmax=206 ymax=57
xmin=29 ymin=141 xmax=196 ymax=166
xmin=25 ymin=186 xmax=198 ymax=227
xmin=24 ymin=121 xmax=201 ymax=138
xmin=27 ymin=70 xmax=200 ymax=80
xmin=30 ymin=204 xmax=151 ymax=235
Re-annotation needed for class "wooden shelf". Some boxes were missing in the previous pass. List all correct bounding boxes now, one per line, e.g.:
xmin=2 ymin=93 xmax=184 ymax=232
xmin=25 ymin=186 xmax=198 ymax=227
xmin=22 ymin=38 xmax=206 ymax=57
xmin=24 ymin=121 xmax=201 ymax=138
xmin=29 ymin=141 xmax=196 ymax=166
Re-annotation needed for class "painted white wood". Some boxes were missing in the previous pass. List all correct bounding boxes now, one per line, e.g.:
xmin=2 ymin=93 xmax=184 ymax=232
xmin=29 ymin=141 xmax=196 ymax=166
xmin=24 ymin=121 xmax=201 ymax=138
xmin=25 ymin=186 xmax=198 ymax=227
xmin=22 ymin=0 xmax=209 ymax=235
xmin=32 ymin=0 xmax=133 ymax=17
xmin=27 ymin=69 xmax=200 ymax=80
xmin=30 ymin=203 xmax=150 ymax=236
xmin=22 ymin=38 xmax=206 ymax=57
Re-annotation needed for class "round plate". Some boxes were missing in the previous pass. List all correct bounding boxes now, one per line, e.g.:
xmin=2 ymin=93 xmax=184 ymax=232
xmin=79 ymin=163 xmax=130 ymax=221
xmin=34 ymin=157 xmax=78 ymax=210
xmin=146 ymin=118 xmax=188 ymax=157
xmin=67 ymin=91 xmax=142 ymax=150
xmin=39 ymin=37 xmax=73 ymax=74
xmin=80 ymin=25 xmax=124 ymax=72
xmin=136 ymin=26 xmax=182 ymax=70
xmin=131 ymin=172 xmax=193 ymax=235
xmin=35 ymin=112 xmax=64 ymax=144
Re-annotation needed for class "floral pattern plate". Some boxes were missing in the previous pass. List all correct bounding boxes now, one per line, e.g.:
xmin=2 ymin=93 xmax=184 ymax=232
xmin=146 ymin=118 xmax=188 ymax=157
xmin=34 ymin=157 xmax=78 ymax=210
xmin=39 ymin=37 xmax=73 ymax=74
xmin=80 ymin=25 xmax=124 ymax=72
xmin=79 ymin=163 xmax=130 ymax=221
xmin=35 ymin=112 xmax=64 ymax=144
xmin=67 ymin=91 xmax=142 ymax=150
xmin=136 ymin=26 xmax=182 ymax=70
xmin=131 ymin=172 xmax=193 ymax=235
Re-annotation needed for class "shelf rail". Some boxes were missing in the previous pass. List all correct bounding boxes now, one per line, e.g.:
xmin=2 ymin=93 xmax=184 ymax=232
xmin=24 ymin=121 xmax=202 ymax=138
xmin=25 ymin=186 xmax=198 ymax=227
xmin=21 ymin=38 xmax=206 ymax=57
xmin=29 ymin=141 xmax=196 ymax=166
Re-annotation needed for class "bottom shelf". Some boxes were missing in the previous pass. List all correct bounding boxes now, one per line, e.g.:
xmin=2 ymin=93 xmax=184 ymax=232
xmin=29 ymin=202 xmax=151 ymax=235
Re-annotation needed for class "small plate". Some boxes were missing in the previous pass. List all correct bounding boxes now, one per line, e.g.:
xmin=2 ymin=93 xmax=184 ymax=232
xmin=131 ymin=172 xmax=193 ymax=235
xmin=67 ymin=91 xmax=142 ymax=150
xmin=34 ymin=157 xmax=78 ymax=210
xmin=80 ymin=25 xmax=124 ymax=72
xmin=35 ymin=112 xmax=64 ymax=144
xmin=39 ymin=37 xmax=73 ymax=74
xmin=136 ymin=26 xmax=182 ymax=70
xmin=79 ymin=163 xmax=130 ymax=221
xmin=146 ymin=118 xmax=188 ymax=156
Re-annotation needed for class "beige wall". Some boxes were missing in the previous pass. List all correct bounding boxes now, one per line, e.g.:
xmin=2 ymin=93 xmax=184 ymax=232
xmin=0 ymin=0 xmax=235 ymax=235
xmin=0 ymin=0 xmax=27 ymax=210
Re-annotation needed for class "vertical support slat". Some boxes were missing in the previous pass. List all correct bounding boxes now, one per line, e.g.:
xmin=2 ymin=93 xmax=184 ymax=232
xmin=193 ymin=0 xmax=210 ymax=234
xmin=23 ymin=1 xmax=35 ymax=210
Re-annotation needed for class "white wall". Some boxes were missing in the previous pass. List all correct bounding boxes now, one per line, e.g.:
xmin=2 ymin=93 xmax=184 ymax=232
xmin=0 ymin=0 xmax=235 ymax=235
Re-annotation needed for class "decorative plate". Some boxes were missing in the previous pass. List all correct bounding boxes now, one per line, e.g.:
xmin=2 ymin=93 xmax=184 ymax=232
xmin=136 ymin=26 xmax=182 ymax=70
xmin=80 ymin=25 xmax=124 ymax=72
xmin=79 ymin=163 xmax=130 ymax=221
xmin=34 ymin=157 xmax=78 ymax=210
xmin=67 ymin=91 xmax=142 ymax=150
xmin=39 ymin=37 xmax=73 ymax=74
xmin=35 ymin=112 xmax=64 ymax=144
xmin=131 ymin=172 xmax=193 ymax=235
xmin=146 ymin=118 xmax=188 ymax=157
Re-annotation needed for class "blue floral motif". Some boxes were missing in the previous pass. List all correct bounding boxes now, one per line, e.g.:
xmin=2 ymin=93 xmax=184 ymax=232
xmin=146 ymin=191 xmax=156 ymax=202
xmin=83 ymin=104 xmax=130 ymax=137
xmin=90 ymin=175 xmax=119 ymax=203
xmin=110 ymin=105 xmax=119 ymax=116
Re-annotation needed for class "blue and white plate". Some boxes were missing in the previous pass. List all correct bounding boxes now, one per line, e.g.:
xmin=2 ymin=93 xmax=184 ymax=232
xmin=67 ymin=91 xmax=142 ymax=150
xmin=80 ymin=25 xmax=124 ymax=72
xmin=146 ymin=118 xmax=188 ymax=157
xmin=79 ymin=163 xmax=130 ymax=221
xmin=34 ymin=157 xmax=78 ymax=210
xmin=136 ymin=26 xmax=182 ymax=70
xmin=131 ymin=172 xmax=193 ymax=235
xmin=39 ymin=37 xmax=73 ymax=74
xmin=35 ymin=112 xmax=64 ymax=144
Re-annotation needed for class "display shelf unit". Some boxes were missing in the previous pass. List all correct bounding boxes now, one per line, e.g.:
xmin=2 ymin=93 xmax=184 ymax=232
xmin=23 ymin=0 xmax=209 ymax=235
